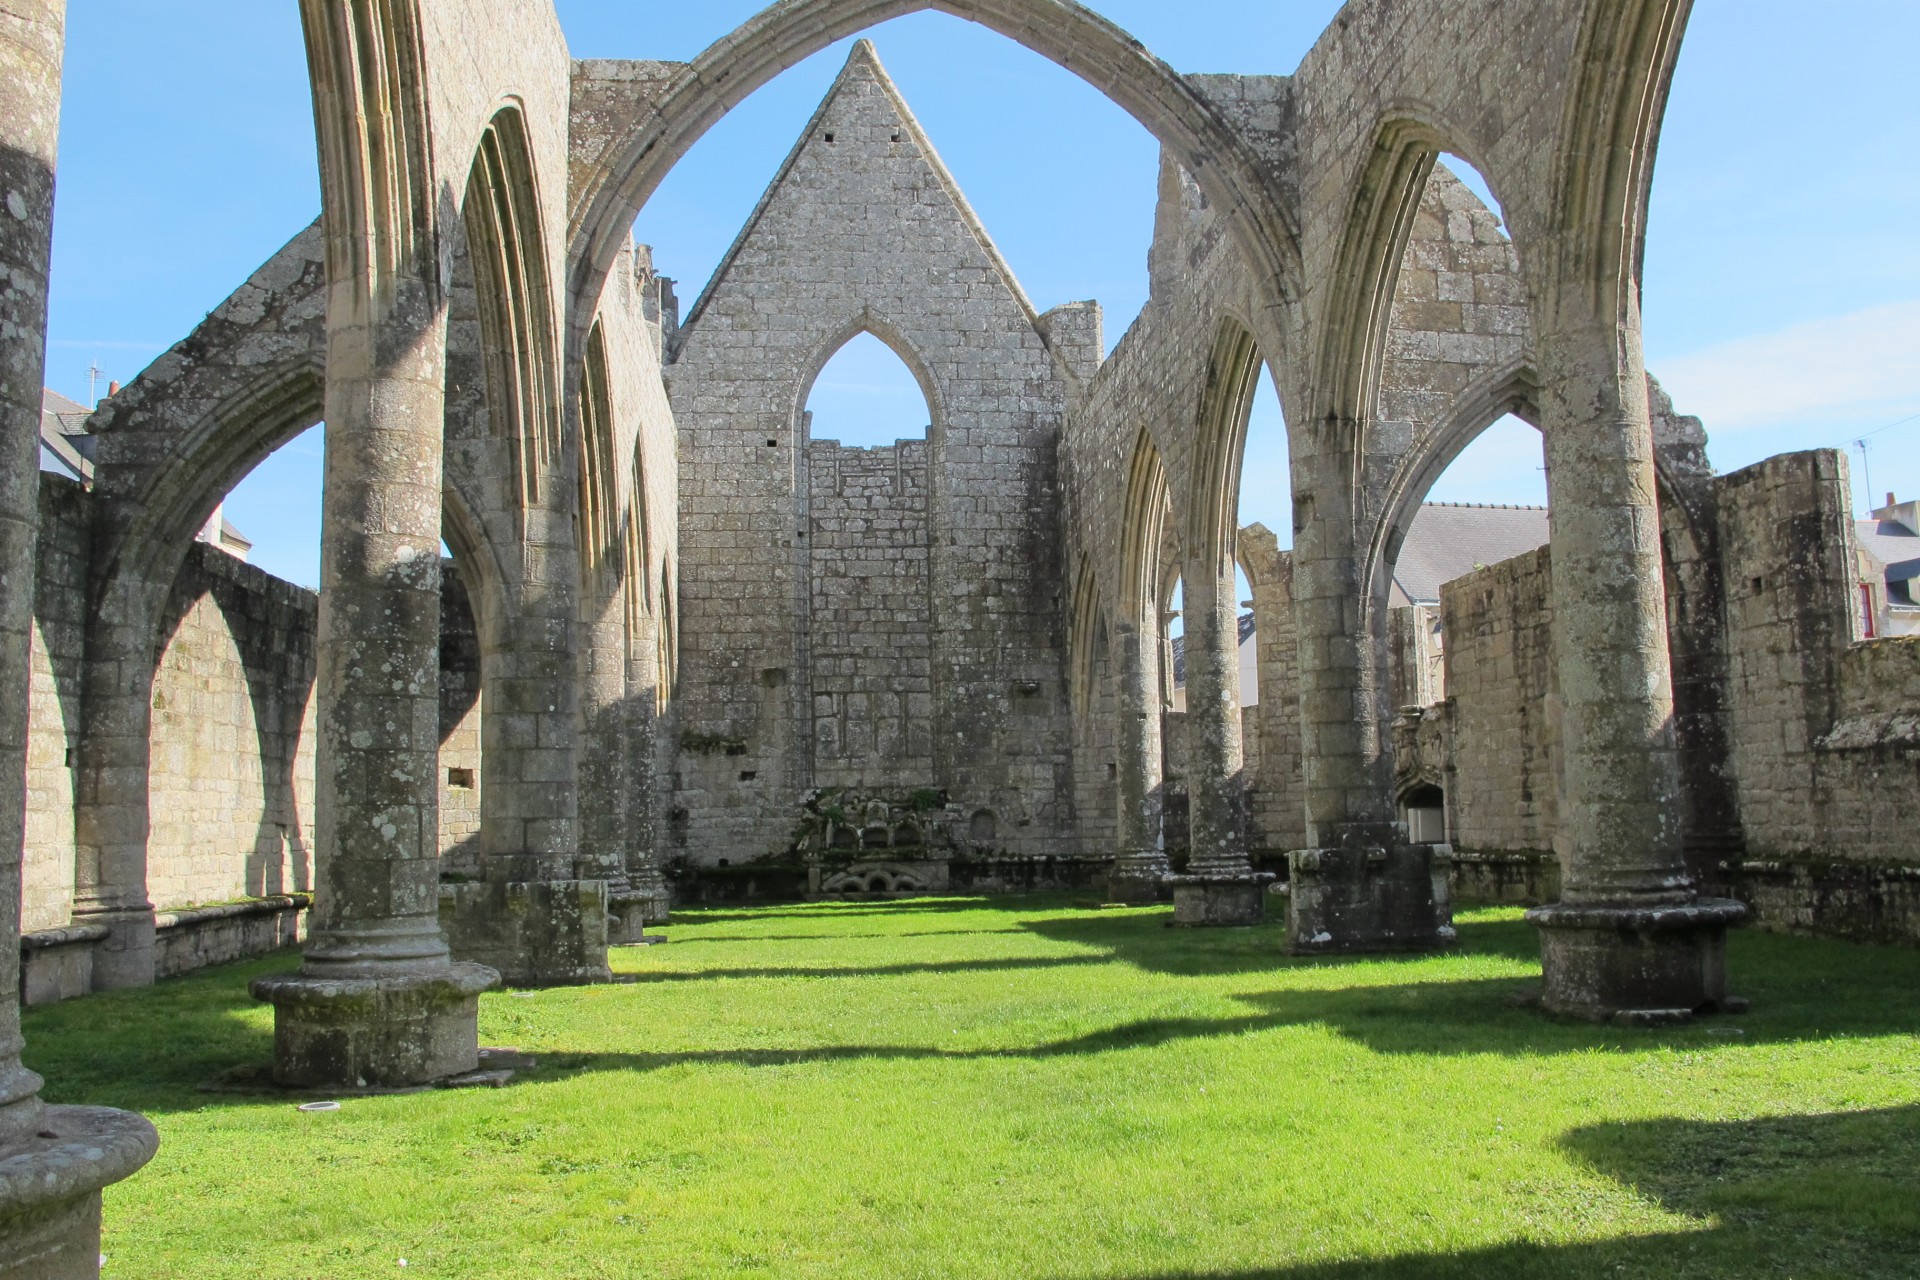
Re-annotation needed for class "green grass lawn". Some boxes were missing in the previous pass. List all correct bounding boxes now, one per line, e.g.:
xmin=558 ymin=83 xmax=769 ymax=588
xmin=25 ymin=898 xmax=1920 ymax=1279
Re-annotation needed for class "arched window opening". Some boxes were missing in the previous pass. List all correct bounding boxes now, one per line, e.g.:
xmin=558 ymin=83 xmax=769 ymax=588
xmin=1235 ymin=363 xmax=1291 ymax=548
xmin=1229 ymin=361 xmax=1287 ymax=713
xmin=804 ymin=331 xmax=932 ymax=448
xmin=1434 ymin=153 xmax=1506 ymax=229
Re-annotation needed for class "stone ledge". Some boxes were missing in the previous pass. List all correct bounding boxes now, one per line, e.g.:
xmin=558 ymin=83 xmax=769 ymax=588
xmin=17 ymin=925 xmax=108 ymax=952
xmin=154 ymin=893 xmax=311 ymax=932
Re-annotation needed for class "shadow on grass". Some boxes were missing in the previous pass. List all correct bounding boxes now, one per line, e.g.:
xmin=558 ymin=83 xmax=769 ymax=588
xmin=673 ymin=898 xmax=998 ymax=925
xmin=664 ymin=926 xmax=1032 ymax=945
xmin=620 ymin=954 xmax=1108 ymax=982
xmin=22 ymin=951 xmax=295 ymax=1116
xmin=1115 ymin=1105 xmax=1920 ymax=1279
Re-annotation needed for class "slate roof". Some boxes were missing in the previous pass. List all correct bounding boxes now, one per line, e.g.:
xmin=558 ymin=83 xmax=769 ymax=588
xmin=1389 ymin=503 xmax=1551 ymax=606
xmin=39 ymin=388 xmax=249 ymax=550
xmin=39 ymin=388 xmax=97 ymax=481
xmin=1857 ymin=519 xmax=1920 ymax=586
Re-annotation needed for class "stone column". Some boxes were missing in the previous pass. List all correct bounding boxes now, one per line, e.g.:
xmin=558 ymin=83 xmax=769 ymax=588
xmin=1106 ymin=619 xmax=1168 ymax=902
xmin=250 ymin=241 xmax=498 ymax=1086
xmin=1164 ymin=557 xmax=1271 ymax=924
xmin=578 ymin=567 xmax=663 ymax=943
xmin=69 ymin=582 xmax=164 ymax=990
xmin=1285 ymin=424 xmax=1452 ymax=954
xmin=621 ymin=606 xmax=672 ymax=925
xmin=0 ymin=3 xmax=160 ymax=1270
xmin=1525 ymin=321 xmax=1743 ymax=1023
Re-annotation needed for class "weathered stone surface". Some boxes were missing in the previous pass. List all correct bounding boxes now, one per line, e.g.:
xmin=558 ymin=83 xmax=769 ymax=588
xmin=250 ymin=964 xmax=499 ymax=1090
xmin=439 ymin=880 xmax=612 ymax=987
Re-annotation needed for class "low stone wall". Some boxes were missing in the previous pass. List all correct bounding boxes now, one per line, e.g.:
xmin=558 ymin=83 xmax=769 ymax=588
xmin=153 ymin=895 xmax=309 ymax=979
xmin=1718 ymin=858 xmax=1920 ymax=947
xmin=21 ymin=895 xmax=310 ymax=1005
xmin=1450 ymin=851 xmax=1560 ymax=906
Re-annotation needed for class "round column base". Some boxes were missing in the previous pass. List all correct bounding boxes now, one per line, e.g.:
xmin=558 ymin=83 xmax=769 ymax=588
xmin=1164 ymin=873 xmax=1277 ymax=927
xmin=1527 ymin=898 xmax=1747 ymax=1024
xmin=250 ymin=962 xmax=500 ymax=1089
xmin=0 ymin=1105 xmax=158 ymax=1279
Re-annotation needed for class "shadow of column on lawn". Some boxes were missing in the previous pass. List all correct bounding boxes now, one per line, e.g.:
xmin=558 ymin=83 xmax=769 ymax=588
xmin=1104 ymin=1105 xmax=1920 ymax=1279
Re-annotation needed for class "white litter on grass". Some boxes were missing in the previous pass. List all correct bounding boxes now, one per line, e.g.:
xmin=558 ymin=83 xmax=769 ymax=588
xmin=298 ymin=1100 xmax=342 ymax=1112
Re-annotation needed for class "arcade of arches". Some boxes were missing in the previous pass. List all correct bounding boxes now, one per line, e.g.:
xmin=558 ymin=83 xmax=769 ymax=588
xmin=0 ymin=0 xmax=1915 ymax=1268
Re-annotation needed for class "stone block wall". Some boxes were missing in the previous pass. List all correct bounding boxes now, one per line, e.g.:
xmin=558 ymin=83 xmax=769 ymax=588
xmin=806 ymin=439 xmax=934 ymax=790
xmin=665 ymin=45 xmax=1078 ymax=870
xmin=1427 ymin=449 xmax=1920 ymax=938
xmin=1241 ymin=527 xmax=1305 ymax=857
xmin=1437 ymin=544 xmax=1561 ymax=859
xmin=1715 ymin=451 xmax=1859 ymax=858
xmin=146 ymin=541 xmax=317 ymax=909
xmin=23 ymin=476 xmax=88 ymax=930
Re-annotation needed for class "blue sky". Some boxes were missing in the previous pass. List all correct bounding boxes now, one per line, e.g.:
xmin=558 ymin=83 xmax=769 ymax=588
xmin=43 ymin=2 xmax=1920 ymax=587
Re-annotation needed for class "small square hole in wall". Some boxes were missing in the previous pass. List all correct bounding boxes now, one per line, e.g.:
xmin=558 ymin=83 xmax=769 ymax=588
xmin=1107 ymin=762 xmax=1117 ymax=779
xmin=767 ymin=439 xmax=779 ymax=448
xmin=447 ymin=767 xmax=474 ymax=789
xmin=824 ymin=131 xmax=835 ymax=143
xmin=63 ymin=746 xmax=73 ymax=768
xmin=739 ymin=771 xmax=757 ymax=783
xmin=1751 ymin=576 xmax=1765 ymax=595
xmin=891 ymin=132 xmax=902 ymax=143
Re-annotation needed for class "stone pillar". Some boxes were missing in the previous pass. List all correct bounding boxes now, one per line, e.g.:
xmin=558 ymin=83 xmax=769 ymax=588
xmin=69 ymin=584 xmax=163 ymax=990
xmin=621 ymin=606 xmax=672 ymax=926
xmin=250 ymin=225 xmax=498 ymax=1086
xmin=1285 ymin=422 xmax=1452 ymax=954
xmin=1106 ymin=620 xmax=1168 ymax=902
xmin=1525 ymin=322 xmax=1743 ymax=1023
xmin=0 ymin=3 xmax=161 ymax=1270
xmin=578 ymin=570 xmax=661 ymax=944
xmin=1164 ymin=558 xmax=1271 ymax=924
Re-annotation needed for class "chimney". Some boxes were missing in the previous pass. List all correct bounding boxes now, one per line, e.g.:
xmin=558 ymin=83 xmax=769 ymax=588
xmin=1889 ymin=492 xmax=1898 ymax=509
xmin=107 ymin=380 xmax=120 ymax=398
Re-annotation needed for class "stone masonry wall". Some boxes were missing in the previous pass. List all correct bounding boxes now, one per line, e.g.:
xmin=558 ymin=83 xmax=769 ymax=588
xmin=22 ymin=475 xmax=88 ymax=930
xmin=806 ymin=439 xmax=934 ymax=791
xmin=1438 ymin=545 xmax=1561 ymax=859
xmin=146 ymin=541 xmax=317 ymax=910
xmin=666 ymin=45 xmax=1077 ymax=867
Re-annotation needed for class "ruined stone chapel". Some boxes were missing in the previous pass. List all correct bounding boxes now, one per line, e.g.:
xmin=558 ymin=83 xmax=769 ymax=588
xmin=0 ymin=0 xmax=1915 ymax=1269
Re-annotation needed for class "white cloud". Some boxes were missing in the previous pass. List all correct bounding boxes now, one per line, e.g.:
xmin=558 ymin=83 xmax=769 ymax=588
xmin=1657 ymin=300 xmax=1920 ymax=432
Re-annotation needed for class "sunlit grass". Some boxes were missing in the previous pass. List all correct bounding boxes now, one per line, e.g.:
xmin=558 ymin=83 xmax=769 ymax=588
xmin=26 ymin=898 xmax=1920 ymax=1279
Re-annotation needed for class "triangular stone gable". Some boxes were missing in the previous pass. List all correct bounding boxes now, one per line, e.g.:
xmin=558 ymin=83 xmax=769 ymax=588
xmin=678 ymin=39 xmax=1038 ymax=335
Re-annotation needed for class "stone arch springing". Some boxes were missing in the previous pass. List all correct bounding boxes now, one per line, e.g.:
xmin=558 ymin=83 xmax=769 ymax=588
xmin=464 ymin=104 xmax=563 ymax=528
